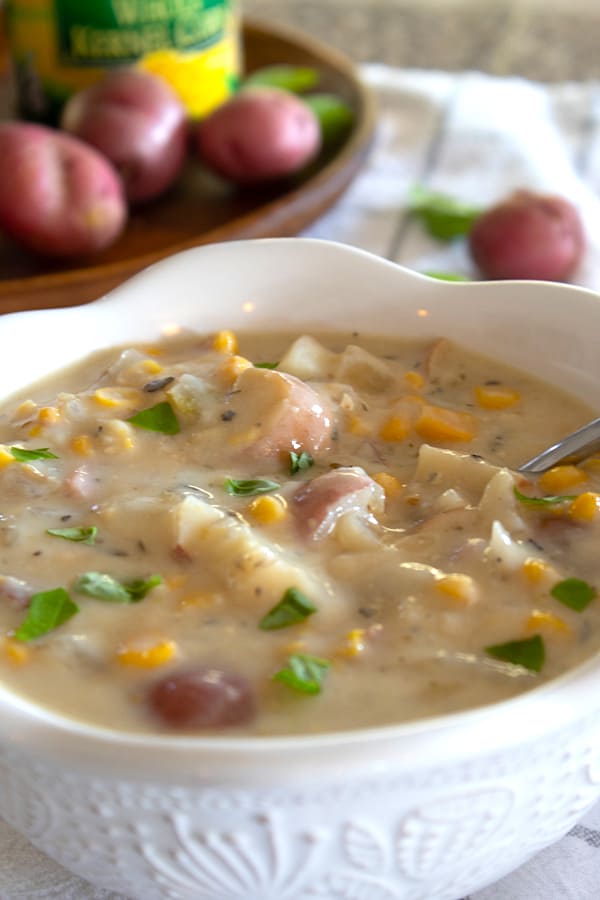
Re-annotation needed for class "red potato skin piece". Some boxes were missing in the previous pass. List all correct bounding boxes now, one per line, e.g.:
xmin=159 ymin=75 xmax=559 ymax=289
xmin=292 ymin=467 xmax=382 ymax=539
xmin=61 ymin=69 xmax=188 ymax=204
xmin=195 ymin=86 xmax=322 ymax=184
xmin=0 ymin=123 xmax=127 ymax=257
xmin=230 ymin=367 xmax=333 ymax=463
xmin=468 ymin=190 xmax=585 ymax=281
xmin=148 ymin=666 xmax=256 ymax=729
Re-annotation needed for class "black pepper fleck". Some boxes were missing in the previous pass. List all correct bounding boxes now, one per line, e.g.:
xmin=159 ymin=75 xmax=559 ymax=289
xmin=143 ymin=376 xmax=175 ymax=393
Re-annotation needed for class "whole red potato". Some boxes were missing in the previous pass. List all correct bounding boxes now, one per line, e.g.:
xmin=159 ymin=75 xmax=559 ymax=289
xmin=195 ymin=86 xmax=321 ymax=183
xmin=468 ymin=190 xmax=585 ymax=281
xmin=0 ymin=122 xmax=126 ymax=258
xmin=61 ymin=68 xmax=188 ymax=204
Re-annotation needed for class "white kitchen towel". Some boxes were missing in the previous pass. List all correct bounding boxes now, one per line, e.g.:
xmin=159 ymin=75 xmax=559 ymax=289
xmin=308 ymin=65 xmax=600 ymax=289
xmin=3 ymin=64 xmax=600 ymax=900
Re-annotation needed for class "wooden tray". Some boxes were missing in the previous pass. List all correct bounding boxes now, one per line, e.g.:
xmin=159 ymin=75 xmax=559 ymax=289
xmin=0 ymin=18 xmax=376 ymax=313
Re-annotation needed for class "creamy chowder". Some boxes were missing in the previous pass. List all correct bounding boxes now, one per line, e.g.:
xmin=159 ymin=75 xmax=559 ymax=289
xmin=0 ymin=329 xmax=598 ymax=736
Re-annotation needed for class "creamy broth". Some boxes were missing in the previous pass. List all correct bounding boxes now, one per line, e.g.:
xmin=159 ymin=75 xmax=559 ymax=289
xmin=0 ymin=329 xmax=598 ymax=736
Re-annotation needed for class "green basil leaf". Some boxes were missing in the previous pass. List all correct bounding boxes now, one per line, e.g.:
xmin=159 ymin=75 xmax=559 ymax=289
xmin=273 ymin=653 xmax=331 ymax=694
xmin=245 ymin=65 xmax=319 ymax=93
xmin=290 ymin=451 xmax=314 ymax=475
xmin=128 ymin=401 xmax=180 ymax=435
xmin=259 ymin=587 xmax=317 ymax=630
xmin=303 ymin=93 xmax=355 ymax=145
xmin=513 ymin=486 xmax=577 ymax=507
xmin=14 ymin=587 xmax=79 ymax=642
xmin=75 ymin=572 xmax=130 ymax=602
xmin=10 ymin=446 xmax=58 ymax=461
xmin=409 ymin=184 xmax=483 ymax=241
xmin=124 ymin=574 xmax=163 ymax=601
xmin=46 ymin=526 xmax=97 ymax=545
xmin=551 ymin=578 xmax=597 ymax=612
xmin=253 ymin=361 xmax=279 ymax=369
xmin=424 ymin=271 xmax=472 ymax=282
xmin=224 ymin=478 xmax=280 ymax=496
xmin=74 ymin=572 xmax=162 ymax=603
xmin=485 ymin=634 xmax=545 ymax=672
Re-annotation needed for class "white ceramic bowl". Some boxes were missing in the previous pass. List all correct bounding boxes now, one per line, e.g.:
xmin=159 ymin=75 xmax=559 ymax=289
xmin=1 ymin=238 xmax=600 ymax=900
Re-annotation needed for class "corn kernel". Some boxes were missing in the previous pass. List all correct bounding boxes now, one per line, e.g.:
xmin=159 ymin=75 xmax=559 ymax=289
xmin=213 ymin=330 xmax=238 ymax=354
xmin=13 ymin=400 xmax=37 ymax=421
xmin=372 ymin=472 xmax=404 ymax=499
xmin=0 ymin=445 xmax=14 ymax=469
xmin=179 ymin=592 xmax=215 ymax=609
xmin=379 ymin=414 xmax=411 ymax=442
xmin=3 ymin=638 xmax=29 ymax=665
xmin=582 ymin=455 xmax=600 ymax=472
xmin=522 ymin=557 xmax=550 ymax=584
xmin=347 ymin=414 xmax=371 ymax=436
xmin=474 ymin=385 xmax=521 ymax=409
xmin=37 ymin=406 xmax=60 ymax=424
xmin=283 ymin=639 xmax=307 ymax=655
xmin=27 ymin=424 xmax=42 ymax=437
xmin=526 ymin=609 xmax=571 ymax=635
xmin=416 ymin=405 xmax=477 ymax=443
xmin=118 ymin=640 xmax=176 ymax=668
xmin=141 ymin=344 xmax=164 ymax=357
xmin=164 ymin=574 xmax=187 ymax=590
xmin=539 ymin=465 xmax=587 ymax=493
xmin=217 ymin=355 xmax=252 ymax=384
xmin=99 ymin=420 xmax=136 ymax=454
xmin=248 ymin=494 xmax=287 ymax=524
xmin=435 ymin=573 xmax=478 ymax=605
xmin=93 ymin=389 xmax=127 ymax=408
xmin=568 ymin=492 xmax=600 ymax=522
xmin=139 ymin=358 xmax=164 ymax=374
xmin=404 ymin=370 xmax=425 ymax=390
xmin=336 ymin=628 xmax=366 ymax=658
xmin=70 ymin=434 xmax=93 ymax=456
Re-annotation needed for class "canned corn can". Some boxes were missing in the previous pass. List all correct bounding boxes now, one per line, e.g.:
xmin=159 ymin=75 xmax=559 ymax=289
xmin=5 ymin=0 xmax=242 ymax=123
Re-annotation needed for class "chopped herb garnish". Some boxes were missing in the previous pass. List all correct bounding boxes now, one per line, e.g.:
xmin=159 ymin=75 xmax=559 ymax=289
xmin=123 ymin=574 xmax=163 ymax=601
xmin=254 ymin=361 xmax=279 ymax=369
xmin=424 ymin=271 xmax=472 ymax=282
xmin=259 ymin=587 xmax=317 ymax=630
xmin=304 ymin=93 xmax=355 ymax=145
xmin=513 ymin=486 xmax=576 ymax=507
xmin=273 ymin=653 xmax=331 ymax=694
xmin=551 ymin=578 xmax=597 ymax=612
xmin=10 ymin=446 xmax=58 ymax=461
xmin=74 ymin=572 xmax=162 ymax=603
xmin=47 ymin=526 xmax=97 ymax=545
xmin=485 ymin=634 xmax=545 ymax=672
xmin=245 ymin=65 xmax=319 ymax=93
xmin=128 ymin=401 xmax=180 ymax=434
xmin=290 ymin=451 xmax=314 ymax=474
xmin=224 ymin=477 xmax=280 ymax=496
xmin=408 ymin=184 xmax=483 ymax=241
xmin=14 ymin=587 xmax=79 ymax=642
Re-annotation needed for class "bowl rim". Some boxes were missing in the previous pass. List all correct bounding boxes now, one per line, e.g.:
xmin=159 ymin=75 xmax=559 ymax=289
xmin=1 ymin=236 xmax=600 ymax=767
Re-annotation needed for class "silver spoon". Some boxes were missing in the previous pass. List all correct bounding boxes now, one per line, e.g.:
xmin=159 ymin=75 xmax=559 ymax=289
xmin=518 ymin=416 xmax=600 ymax=476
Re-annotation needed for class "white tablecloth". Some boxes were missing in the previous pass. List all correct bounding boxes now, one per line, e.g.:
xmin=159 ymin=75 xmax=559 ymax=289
xmin=3 ymin=64 xmax=600 ymax=900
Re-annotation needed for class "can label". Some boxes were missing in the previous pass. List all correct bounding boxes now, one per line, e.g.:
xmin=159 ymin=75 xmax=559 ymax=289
xmin=7 ymin=0 xmax=241 ymax=122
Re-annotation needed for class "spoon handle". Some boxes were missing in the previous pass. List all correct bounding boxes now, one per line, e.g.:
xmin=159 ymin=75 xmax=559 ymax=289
xmin=518 ymin=416 xmax=600 ymax=475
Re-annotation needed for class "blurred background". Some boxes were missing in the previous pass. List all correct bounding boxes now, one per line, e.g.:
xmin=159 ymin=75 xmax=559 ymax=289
xmin=244 ymin=0 xmax=600 ymax=81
